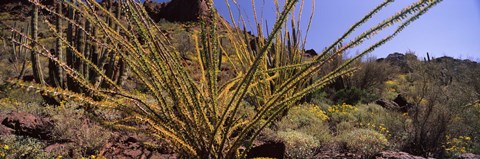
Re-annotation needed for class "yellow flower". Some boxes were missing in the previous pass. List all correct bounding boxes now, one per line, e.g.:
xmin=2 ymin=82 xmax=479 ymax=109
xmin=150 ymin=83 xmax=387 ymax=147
xmin=3 ymin=145 xmax=8 ymax=150
xmin=465 ymin=136 xmax=471 ymax=141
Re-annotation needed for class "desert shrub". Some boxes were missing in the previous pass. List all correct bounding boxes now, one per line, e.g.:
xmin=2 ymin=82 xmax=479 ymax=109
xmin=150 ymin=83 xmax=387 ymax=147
xmin=0 ymin=84 xmax=44 ymax=105
xmin=0 ymin=135 xmax=54 ymax=159
xmin=49 ymin=105 xmax=111 ymax=157
xmin=342 ymin=57 xmax=400 ymax=102
xmin=460 ymin=103 xmax=480 ymax=154
xmin=270 ymin=103 xmax=332 ymax=158
xmin=338 ymin=129 xmax=388 ymax=158
xmin=331 ymin=104 xmax=411 ymax=150
xmin=276 ymin=103 xmax=331 ymax=142
xmin=327 ymin=103 xmax=358 ymax=125
xmin=444 ymin=135 xmax=473 ymax=157
xmin=354 ymin=104 xmax=410 ymax=147
xmin=0 ymin=99 xmax=111 ymax=158
xmin=335 ymin=121 xmax=355 ymax=133
xmin=276 ymin=130 xmax=320 ymax=159
xmin=333 ymin=87 xmax=375 ymax=105
xmin=351 ymin=57 xmax=399 ymax=90
xmin=0 ymin=96 xmax=46 ymax=116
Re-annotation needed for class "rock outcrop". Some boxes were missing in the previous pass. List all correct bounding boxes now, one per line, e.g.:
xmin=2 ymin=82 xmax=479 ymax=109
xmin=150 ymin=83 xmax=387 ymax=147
xmin=456 ymin=153 xmax=480 ymax=159
xmin=144 ymin=0 xmax=210 ymax=22
xmin=1 ymin=112 xmax=53 ymax=140
xmin=376 ymin=151 xmax=430 ymax=159
xmin=376 ymin=94 xmax=415 ymax=112
xmin=0 ymin=0 xmax=54 ymax=16
xmin=1 ymin=0 xmax=209 ymax=23
xmin=304 ymin=49 xmax=318 ymax=57
xmin=100 ymin=134 xmax=176 ymax=159
xmin=246 ymin=142 xmax=286 ymax=159
xmin=377 ymin=53 xmax=417 ymax=73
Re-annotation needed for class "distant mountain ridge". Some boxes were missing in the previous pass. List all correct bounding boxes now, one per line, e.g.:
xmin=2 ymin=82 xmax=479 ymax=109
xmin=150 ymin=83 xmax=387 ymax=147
xmin=378 ymin=52 xmax=479 ymax=73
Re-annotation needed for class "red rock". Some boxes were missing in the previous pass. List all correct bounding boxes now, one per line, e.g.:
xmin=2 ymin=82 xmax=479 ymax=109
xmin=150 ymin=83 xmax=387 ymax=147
xmin=101 ymin=134 xmax=176 ymax=159
xmin=1 ymin=112 xmax=53 ymax=140
xmin=44 ymin=142 xmax=74 ymax=153
xmin=457 ymin=153 xmax=480 ymax=159
xmin=376 ymin=151 xmax=428 ymax=159
xmin=143 ymin=0 xmax=210 ymax=22
xmin=0 ymin=0 xmax=54 ymax=15
xmin=0 ymin=124 xmax=13 ymax=135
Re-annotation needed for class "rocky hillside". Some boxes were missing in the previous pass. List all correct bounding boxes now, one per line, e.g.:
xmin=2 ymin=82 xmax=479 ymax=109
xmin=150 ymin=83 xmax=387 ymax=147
xmin=144 ymin=0 xmax=210 ymax=22
xmin=0 ymin=0 xmax=210 ymax=22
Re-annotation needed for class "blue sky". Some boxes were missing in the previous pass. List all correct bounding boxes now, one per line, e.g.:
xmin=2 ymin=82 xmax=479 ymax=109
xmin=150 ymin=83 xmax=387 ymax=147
xmin=154 ymin=0 xmax=480 ymax=60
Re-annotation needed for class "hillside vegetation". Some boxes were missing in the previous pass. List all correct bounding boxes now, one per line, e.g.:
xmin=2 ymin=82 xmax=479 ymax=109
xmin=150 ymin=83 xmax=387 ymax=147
xmin=1 ymin=0 xmax=479 ymax=159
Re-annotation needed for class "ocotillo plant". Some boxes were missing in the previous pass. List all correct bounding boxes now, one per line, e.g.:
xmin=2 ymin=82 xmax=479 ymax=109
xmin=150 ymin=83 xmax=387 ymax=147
xmin=8 ymin=0 xmax=442 ymax=158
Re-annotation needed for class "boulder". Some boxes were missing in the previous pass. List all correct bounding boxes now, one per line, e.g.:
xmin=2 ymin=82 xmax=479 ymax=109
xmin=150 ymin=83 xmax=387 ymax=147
xmin=376 ymin=151 xmax=428 ymax=159
xmin=246 ymin=142 xmax=286 ymax=159
xmin=393 ymin=94 xmax=415 ymax=112
xmin=376 ymin=94 xmax=414 ymax=113
xmin=0 ymin=0 xmax=30 ymax=15
xmin=0 ymin=125 xmax=13 ymax=136
xmin=1 ymin=112 xmax=53 ymax=140
xmin=144 ymin=0 xmax=210 ymax=22
xmin=393 ymin=94 xmax=408 ymax=107
xmin=0 ymin=0 xmax=54 ymax=15
xmin=44 ymin=142 xmax=75 ymax=156
xmin=0 ymin=113 xmax=13 ymax=135
xmin=376 ymin=99 xmax=401 ymax=111
xmin=144 ymin=0 xmax=167 ymax=22
xmin=304 ymin=49 xmax=318 ymax=57
xmin=100 ymin=134 xmax=176 ymax=159
xmin=456 ymin=153 xmax=480 ymax=159
xmin=383 ymin=52 xmax=415 ymax=73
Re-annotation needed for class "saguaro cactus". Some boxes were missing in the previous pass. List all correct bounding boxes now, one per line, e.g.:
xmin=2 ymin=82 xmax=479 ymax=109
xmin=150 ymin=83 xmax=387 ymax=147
xmin=17 ymin=0 xmax=130 ymax=104
xmin=10 ymin=22 xmax=29 ymax=79
xmin=65 ymin=0 xmax=78 ymax=92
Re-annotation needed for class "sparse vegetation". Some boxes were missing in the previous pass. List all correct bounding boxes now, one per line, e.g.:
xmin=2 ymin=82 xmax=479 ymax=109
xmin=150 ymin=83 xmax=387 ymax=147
xmin=339 ymin=129 xmax=389 ymax=158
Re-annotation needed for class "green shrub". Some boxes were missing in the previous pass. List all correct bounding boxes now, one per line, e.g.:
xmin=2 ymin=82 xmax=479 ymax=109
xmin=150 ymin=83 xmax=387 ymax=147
xmin=336 ymin=121 xmax=356 ymax=133
xmin=333 ymin=87 xmax=376 ymax=105
xmin=444 ymin=135 xmax=473 ymax=157
xmin=277 ymin=103 xmax=332 ymax=142
xmin=0 ymin=85 xmax=44 ymax=105
xmin=346 ymin=57 xmax=400 ymax=98
xmin=355 ymin=104 xmax=411 ymax=149
xmin=268 ymin=103 xmax=332 ymax=158
xmin=0 ymin=96 xmax=46 ymax=116
xmin=339 ymin=129 xmax=388 ymax=157
xmin=276 ymin=130 xmax=320 ymax=159
xmin=327 ymin=103 xmax=358 ymax=125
